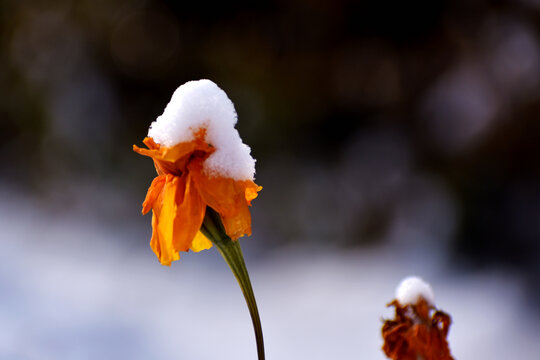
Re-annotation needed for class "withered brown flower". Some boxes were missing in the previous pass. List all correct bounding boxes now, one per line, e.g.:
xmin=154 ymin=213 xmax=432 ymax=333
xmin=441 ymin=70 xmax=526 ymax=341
xmin=382 ymin=297 xmax=454 ymax=360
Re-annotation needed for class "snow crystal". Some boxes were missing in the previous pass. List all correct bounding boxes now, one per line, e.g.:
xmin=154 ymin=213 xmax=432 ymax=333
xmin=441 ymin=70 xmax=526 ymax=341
xmin=148 ymin=79 xmax=256 ymax=180
xmin=395 ymin=276 xmax=435 ymax=306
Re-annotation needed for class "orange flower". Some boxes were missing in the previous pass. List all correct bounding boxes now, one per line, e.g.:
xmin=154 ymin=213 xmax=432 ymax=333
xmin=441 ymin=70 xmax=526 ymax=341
xmin=382 ymin=298 xmax=454 ymax=360
xmin=134 ymin=129 xmax=262 ymax=266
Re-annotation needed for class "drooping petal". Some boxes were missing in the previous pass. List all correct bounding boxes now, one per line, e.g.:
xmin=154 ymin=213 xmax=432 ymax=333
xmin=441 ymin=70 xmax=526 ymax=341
xmin=188 ymin=158 xmax=261 ymax=240
xmin=151 ymin=174 xmax=182 ymax=265
xmin=147 ymin=175 xmax=181 ymax=266
xmin=149 ymin=212 xmax=162 ymax=260
xmin=144 ymin=170 xmax=209 ymax=263
xmin=220 ymin=200 xmax=253 ymax=239
xmin=149 ymin=211 xmax=181 ymax=266
xmin=142 ymin=175 xmax=166 ymax=215
xmin=191 ymin=231 xmax=213 ymax=252
xmin=171 ymin=172 xmax=206 ymax=252
xmin=222 ymin=181 xmax=261 ymax=238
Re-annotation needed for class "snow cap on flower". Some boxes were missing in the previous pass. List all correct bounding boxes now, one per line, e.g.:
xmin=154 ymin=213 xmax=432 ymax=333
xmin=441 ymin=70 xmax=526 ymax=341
xmin=395 ymin=276 xmax=435 ymax=306
xmin=134 ymin=79 xmax=262 ymax=266
xmin=148 ymin=79 xmax=256 ymax=180
xmin=383 ymin=277 xmax=453 ymax=360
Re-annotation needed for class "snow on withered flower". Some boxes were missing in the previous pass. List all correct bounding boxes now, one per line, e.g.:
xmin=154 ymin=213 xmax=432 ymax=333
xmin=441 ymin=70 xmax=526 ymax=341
xmin=382 ymin=276 xmax=454 ymax=360
xmin=134 ymin=79 xmax=262 ymax=266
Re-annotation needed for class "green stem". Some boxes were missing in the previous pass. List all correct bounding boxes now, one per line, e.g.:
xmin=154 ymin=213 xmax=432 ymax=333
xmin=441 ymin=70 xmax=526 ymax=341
xmin=200 ymin=208 xmax=265 ymax=360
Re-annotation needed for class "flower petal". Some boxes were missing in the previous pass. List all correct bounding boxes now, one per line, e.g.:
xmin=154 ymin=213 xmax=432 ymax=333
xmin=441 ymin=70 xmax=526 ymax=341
xmin=142 ymin=175 xmax=166 ymax=215
xmin=147 ymin=174 xmax=181 ymax=266
xmin=188 ymin=158 xmax=261 ymax=240
xmin=245 ymin=182 xmax=262 ymax=205
xmin=220 ymin=200 xmax=253 ymax=240
xmin=190 ymin=231 xmax=213 ymax=252
xmin=171 ymin=172 xmax=206 ymax=252
xmin=134 ymin=136 xmax=214 ymax=176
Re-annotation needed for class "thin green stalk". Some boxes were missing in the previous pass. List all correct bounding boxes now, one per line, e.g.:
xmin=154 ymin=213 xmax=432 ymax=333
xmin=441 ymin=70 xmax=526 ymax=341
xmin=200 ymin=208 xmax=265 ymax=360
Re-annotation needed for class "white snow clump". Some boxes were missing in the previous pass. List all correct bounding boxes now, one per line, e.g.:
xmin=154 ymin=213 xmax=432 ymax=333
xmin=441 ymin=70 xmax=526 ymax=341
xmin=395 ymin=276 xmax=435 ymax=306
xmin=148 ymin=79 xmax=256 ymax=180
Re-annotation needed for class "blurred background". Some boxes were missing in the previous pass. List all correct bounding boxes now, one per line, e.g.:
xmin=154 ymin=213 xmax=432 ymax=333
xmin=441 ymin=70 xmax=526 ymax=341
xmin=1 ymin=0 xmax=540 ymax=359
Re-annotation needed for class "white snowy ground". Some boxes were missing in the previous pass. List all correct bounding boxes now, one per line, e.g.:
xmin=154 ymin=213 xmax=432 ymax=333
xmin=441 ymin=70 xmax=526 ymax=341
xmin=1 ymin=192 xmax=539 ymax=360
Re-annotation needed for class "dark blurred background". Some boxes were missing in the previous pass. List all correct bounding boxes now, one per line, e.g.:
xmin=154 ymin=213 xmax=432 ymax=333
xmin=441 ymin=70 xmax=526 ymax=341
xmin=2 ymin=0 xmax=540 ymax=307
xmin=2 ymin=1 xmax=540 ymax=358
xmin=0 ymin=0 xmax=540 ymax=359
